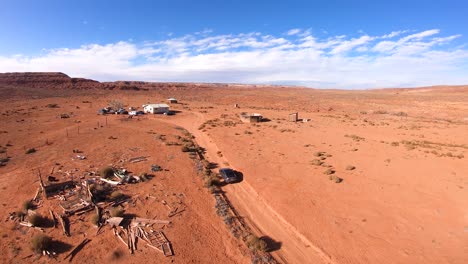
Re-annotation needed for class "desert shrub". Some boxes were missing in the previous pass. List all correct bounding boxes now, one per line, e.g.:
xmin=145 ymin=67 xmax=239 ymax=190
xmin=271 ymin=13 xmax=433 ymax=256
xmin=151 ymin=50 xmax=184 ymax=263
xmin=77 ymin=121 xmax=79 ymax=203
xmin=345 ymin=165 xmax=356 ymax=170
xmin=324 ymin=168 xmax=335 ymax=175
xmin=22 ymin=200 xmax=34 ymax=211
xmin=344 ymin=134 xmax=365 ymax=142
xmin=245 ymin=234 xmax=267 ymax=252
xmin=31 ymin=234 xmax=52 ymax=253
xmin=46 ymin=103 xmax=59 ymax=108
xmin=90 ymin=214 xmax=100 ymax=226
xmin=373 ymin=110 xmax=388 ymax=114
xmin=109 ymin=191 xmax=123 ymax=201
xmin=28 ymin=213 xmax=47 ymax=227
xmin=25 ymin=148 xmax=36 ymax=154
xmin=203 ymin=170 xmax=219 ymax=188
xmin=393 ymin=111 xmax=408 ymax=116
xmin=314 ymin=151 xmax=326 ymax=157
xmin=310 ymin=159 xmax=323 ymax=166
xmin=111 ymin=249 xmax=124 ymax=260
xmin=99 ymin=166 xmax=114 ymax=179
xmin=181 ymin=146 xmax=190 ymax=152
xmin=110 ymin=207 xmax=124 ymax=217
xmin=329 ymin=175 xmax=343 ymax=183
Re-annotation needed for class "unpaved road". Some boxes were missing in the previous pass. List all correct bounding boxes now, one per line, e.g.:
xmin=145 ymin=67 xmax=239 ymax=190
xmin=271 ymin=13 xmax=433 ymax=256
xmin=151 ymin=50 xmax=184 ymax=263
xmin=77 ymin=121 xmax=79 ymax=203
xmin=158 ymin=112 xmax=334 ymax=264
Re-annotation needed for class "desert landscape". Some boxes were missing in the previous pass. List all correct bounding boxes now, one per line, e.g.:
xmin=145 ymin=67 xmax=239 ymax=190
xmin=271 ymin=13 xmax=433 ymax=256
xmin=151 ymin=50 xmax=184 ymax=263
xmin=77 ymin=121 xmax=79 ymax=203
xmin=0 ymin=72 xmax=467 ymax=264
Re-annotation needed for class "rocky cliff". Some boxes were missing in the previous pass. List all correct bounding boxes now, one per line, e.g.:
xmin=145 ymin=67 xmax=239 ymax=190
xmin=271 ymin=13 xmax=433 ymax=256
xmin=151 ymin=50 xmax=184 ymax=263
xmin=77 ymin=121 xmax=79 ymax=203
xmin=0 ymin=72 xmax=103 ymax=89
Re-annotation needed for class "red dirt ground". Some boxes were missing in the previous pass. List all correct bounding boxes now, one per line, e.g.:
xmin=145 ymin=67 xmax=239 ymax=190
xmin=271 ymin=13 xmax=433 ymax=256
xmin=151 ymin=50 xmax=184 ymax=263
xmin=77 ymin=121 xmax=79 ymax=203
xmin=0 ymin=73 xmax=467 ymax=263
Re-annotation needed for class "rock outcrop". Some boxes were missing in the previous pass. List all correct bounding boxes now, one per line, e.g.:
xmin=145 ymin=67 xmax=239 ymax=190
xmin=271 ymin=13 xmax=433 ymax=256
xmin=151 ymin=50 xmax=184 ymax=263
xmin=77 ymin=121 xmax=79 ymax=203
xmin=0 ymin=72 xmax=102 ymax=89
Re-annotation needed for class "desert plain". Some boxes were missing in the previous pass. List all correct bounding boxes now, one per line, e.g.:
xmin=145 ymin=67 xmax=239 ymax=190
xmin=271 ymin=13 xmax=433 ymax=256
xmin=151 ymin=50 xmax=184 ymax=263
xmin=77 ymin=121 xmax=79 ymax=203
xmin=0 ymin=73 xmax=467 ymax=264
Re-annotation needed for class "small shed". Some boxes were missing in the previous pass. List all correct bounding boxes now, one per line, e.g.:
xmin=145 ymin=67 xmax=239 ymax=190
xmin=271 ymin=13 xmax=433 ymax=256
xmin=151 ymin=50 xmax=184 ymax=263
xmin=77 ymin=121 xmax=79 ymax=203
xmin=240 ymin=112 xmax=263 ymax=123
xmin=143 ymin=104 xmax=170 ymax=114
xmin=167 ymin=98 xmax=178 ymax=104
xmin=289 ymin=112 xmax=298 ymax=122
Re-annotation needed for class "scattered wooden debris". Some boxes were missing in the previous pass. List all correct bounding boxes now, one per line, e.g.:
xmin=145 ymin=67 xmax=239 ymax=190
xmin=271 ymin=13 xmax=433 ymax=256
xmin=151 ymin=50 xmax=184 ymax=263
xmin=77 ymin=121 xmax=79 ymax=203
xmin=49 ymin=210 xmax=57 ymax=228
xmin=59 ymin=215 xmax=70 ymax=236
xmin=106 ymin=217 xmax=124 ymax=227
xmin=132 ymin=217 xmax=170 ymax=225
xmin=129 ymin=156 xmax=148 ymax=163
xmin=60 ymin=198 xmax=93 ymax=215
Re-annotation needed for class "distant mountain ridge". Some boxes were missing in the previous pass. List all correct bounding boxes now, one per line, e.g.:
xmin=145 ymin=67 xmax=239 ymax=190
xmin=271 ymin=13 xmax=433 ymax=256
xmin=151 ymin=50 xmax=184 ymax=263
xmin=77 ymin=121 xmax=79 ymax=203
xmin=0 ymin=72 xmax=467 ymax=93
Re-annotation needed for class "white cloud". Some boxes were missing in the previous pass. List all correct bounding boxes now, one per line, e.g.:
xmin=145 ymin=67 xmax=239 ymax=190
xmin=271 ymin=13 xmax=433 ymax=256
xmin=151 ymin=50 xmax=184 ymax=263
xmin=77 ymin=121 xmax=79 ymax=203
xmin=286 ymin=28 xmax=301 ymax=35
xmin=0 ymin=29 xmax=467 ymax=89
xmin=329 ymin=35 xmax=374 ymax=54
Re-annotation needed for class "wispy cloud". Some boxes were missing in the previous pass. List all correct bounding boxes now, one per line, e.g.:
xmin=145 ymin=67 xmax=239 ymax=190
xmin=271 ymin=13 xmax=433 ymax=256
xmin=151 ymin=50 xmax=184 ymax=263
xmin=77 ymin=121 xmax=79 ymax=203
xmin=286 ymin=28 xmax=301 ymax=35
xmin=0 ymin=29 xmax=467 ymax=88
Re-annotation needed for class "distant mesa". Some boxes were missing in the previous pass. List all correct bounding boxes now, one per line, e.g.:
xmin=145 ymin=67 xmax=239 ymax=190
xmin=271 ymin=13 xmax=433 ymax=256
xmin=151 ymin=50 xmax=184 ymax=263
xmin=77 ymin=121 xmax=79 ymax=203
xmin=0 ymin=72 xmax=102 ymax=90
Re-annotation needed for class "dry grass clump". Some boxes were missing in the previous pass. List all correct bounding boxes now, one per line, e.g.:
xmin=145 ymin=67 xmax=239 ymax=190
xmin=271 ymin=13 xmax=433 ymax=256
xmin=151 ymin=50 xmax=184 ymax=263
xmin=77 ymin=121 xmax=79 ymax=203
xmin=22 ymin=200 xmax=34 ymax=211
xmin=109 ymin=191 xmax=123 ymax=201
xmin=31 ymin=234 xmax=52 ymax=253
xmin=329 ymin=175 xmax=343 ymax=183
xmin=310 ymin=159 xmax=323 ymax=166
xmin=99 ymin=166 xmax=114 ymax=179
xmin=90 ymin=214 xmax=100 ymax=226
xmin=28 ymin=213 xmax=48 ymax=227
xmin=373 ymin=110 xmax=388 ymax=114
xmin=25 ymin=148 xmax=36 ymax=154
xmin=245 ymin=234 xmax=267 ymax=252
xmin=110 ymin=207 xmax=124 ymax=217
xmin=344 ymin=134 xmax=365 ymax=142
xmin=203 ymin=170 xmax=219 ymax=188
xmin=46 ymin=103 xmax=59 ymax=108
xmin=393 ymin=111 xmax=408 ymax=116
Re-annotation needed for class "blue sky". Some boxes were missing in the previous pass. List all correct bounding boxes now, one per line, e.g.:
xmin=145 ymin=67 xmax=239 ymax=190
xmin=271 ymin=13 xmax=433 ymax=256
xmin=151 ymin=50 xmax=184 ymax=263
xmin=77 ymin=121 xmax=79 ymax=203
xmin=1 ymin=0 xmax=467 ymax=88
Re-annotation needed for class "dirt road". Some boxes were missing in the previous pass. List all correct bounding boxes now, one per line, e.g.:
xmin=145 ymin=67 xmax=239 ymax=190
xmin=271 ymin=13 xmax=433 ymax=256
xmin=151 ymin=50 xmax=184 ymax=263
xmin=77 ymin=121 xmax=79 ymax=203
xmin=158 ymin=111 xmax=334 ymax=264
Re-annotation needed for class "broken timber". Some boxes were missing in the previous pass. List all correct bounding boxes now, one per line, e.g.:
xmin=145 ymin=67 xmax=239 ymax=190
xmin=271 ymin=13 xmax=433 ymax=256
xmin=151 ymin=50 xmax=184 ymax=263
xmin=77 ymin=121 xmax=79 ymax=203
xmin=59 ymin=215 xmax=70 ymax=236
xmin=132 ymin=217 xmax=170 ymax=225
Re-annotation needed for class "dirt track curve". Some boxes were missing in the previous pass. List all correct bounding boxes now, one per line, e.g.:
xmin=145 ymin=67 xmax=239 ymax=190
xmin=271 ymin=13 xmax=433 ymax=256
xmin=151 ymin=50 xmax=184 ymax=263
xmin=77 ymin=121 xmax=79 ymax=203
xmin=158 ymin=112 xmax=336 ymax=264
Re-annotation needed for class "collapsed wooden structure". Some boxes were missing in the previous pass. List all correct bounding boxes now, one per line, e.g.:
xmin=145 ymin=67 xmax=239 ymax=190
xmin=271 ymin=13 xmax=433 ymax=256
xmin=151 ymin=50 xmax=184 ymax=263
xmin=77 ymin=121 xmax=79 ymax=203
xmin=108 ymin=217 xmax=173 ymax=256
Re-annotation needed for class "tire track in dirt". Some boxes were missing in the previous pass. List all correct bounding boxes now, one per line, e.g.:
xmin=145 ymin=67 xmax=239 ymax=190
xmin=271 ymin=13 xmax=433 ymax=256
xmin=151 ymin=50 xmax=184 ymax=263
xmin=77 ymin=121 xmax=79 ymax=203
xmin=158 ymin=112 xmax=336 ymax=264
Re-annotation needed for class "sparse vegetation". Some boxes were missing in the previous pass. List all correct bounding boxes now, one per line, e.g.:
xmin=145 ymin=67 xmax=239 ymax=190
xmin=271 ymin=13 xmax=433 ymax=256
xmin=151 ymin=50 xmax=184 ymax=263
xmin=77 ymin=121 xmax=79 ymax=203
xmin=22 ymin=200 xmax=33 ymax=211
xmin=99 ymin=166 xmax=114 ymax=179
xmin=90 ymin=214 xmax=100 ymax=226
xmin=25 ymin=148 xmax=36 ymax=154
xmin=110 ymin=207 xmax=124 ymax=217
xmin=28 ymin=213 xmax=48 ymax=227
xmin=310 ymin=159 xmax=323 ymax=166
xmin=373 ymin=110 xmax=388 ymax=114
xmin=329 ymin=175 xmax=343 ymax=183
xmin=345 ymin=134 xmax=365 ymax=142
xmin=109 ymin=191 xmax=123 ymax=201
xmin=31 ymin=234 xmax=52 ymax=253
xmin=245 ymin=234 xmax=267 ymax=252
